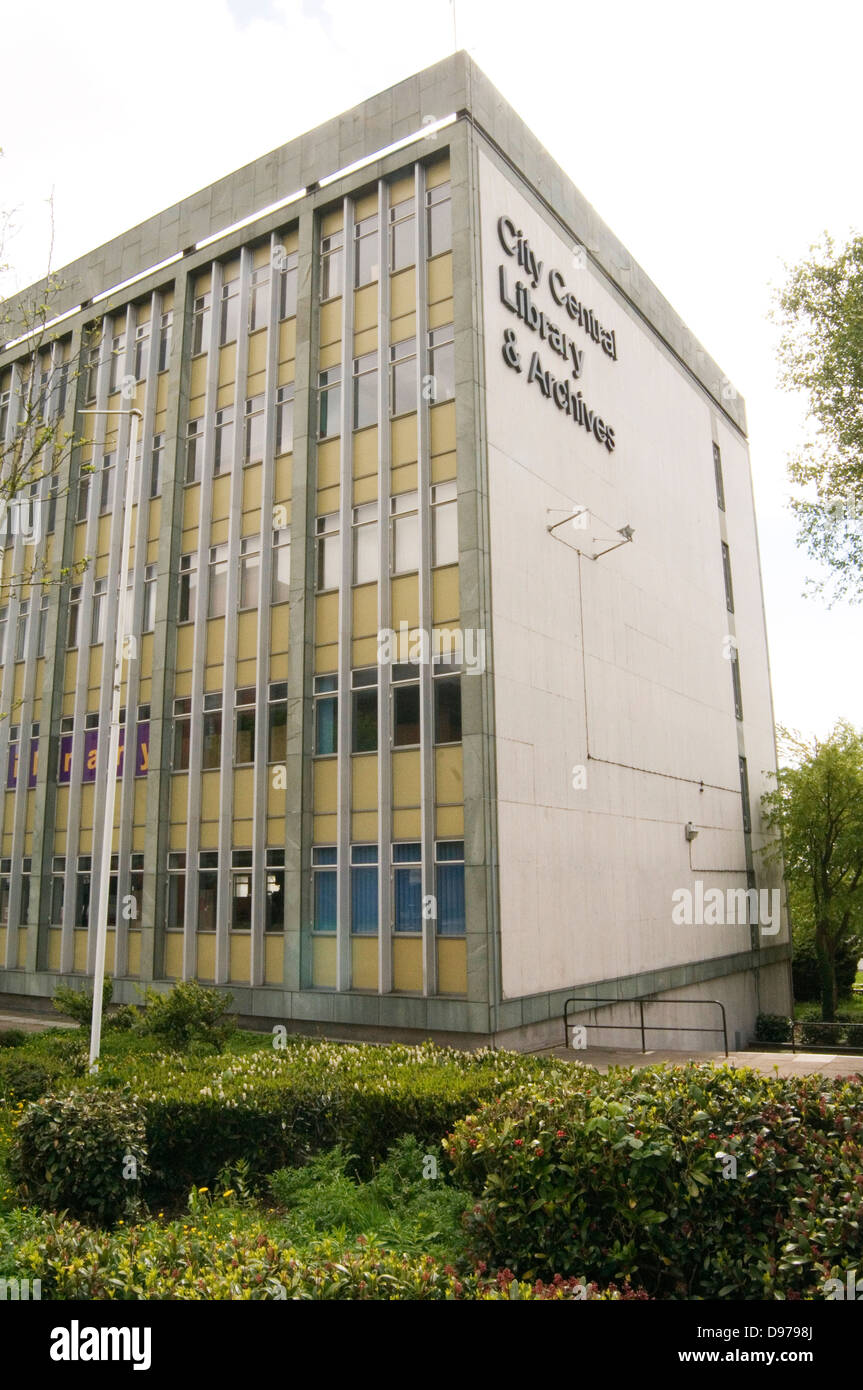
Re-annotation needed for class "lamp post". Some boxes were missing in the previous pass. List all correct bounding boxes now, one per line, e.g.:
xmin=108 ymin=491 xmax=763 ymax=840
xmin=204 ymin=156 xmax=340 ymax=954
xmin=77 ymin=405 xmax=142 ymax=1072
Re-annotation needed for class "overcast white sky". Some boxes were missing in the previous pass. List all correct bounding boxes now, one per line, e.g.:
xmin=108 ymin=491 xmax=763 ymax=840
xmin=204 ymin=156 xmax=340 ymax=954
xmin=1 ymin=0 xmax=860 ymax=744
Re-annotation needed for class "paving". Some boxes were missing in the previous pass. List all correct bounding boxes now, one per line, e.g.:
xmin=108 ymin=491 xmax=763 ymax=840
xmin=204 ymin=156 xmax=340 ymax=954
xmin=539 ymin=1045 xmax=863 ymax=1079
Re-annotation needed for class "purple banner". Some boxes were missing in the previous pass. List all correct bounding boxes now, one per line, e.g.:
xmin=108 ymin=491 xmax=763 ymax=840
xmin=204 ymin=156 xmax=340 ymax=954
xmin=6 ymin=739 xmax=39 ymax=790
xmin=57 ymin=722 xmax=150 ymax=785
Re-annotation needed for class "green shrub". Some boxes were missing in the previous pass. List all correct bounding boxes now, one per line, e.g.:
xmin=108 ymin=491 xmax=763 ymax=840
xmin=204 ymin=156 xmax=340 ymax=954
xmin=446 ymin=1062 xmax=863 ymax=1299
xmin=53 ymin=977 xmax=112 ymax=1027
xmin=138 ymin=982 xmax=235 ymax=1051
xmin=10 ymin=1208 xmax=644 ymax=1299
xmin=791 ymin=928 xmax=862 ymax=1002
xmin=0 ymin=1029 xmax=27 ymax=1049
xmin=845 ymin=1023 xmax=863 ymax=1050
xmin=798 ymin=1020 xmax=845 ymax=1047
xmin=0 ymin=1055 xmax=59 ymax=1102
xmin=8 ymin=1088 xmax=149 ymax=1224
xmin=754 ymin=1012 xmax=791 ymax=1043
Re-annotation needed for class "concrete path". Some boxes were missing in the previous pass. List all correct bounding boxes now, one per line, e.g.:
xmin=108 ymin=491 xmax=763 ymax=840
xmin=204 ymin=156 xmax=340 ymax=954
xmin=539 ymin=1044 xmax=863 ymax=1079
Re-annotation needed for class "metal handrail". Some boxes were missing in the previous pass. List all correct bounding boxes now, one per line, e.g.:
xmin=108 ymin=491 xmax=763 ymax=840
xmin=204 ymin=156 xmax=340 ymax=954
xmin=563 ymin=995 xmax=728 ymax=1057
xmin=789 ymin=1018 xmax=863 ymax=1055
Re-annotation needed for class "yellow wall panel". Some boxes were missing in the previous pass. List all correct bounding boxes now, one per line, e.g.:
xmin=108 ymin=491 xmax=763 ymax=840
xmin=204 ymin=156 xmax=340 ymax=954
xmin=391 ymin=415 xmax=418 ymax=465
xmin=247 ymin=368 xmax=265 ymax=398
xmin=351 ymin=811 xmax=378 ymax=840
xmin=170 ymin=774 xmax=189 ymax=822
xmin=430 ymin=401 xmax=456 ymax=455
xmin=233 ymin=819 xmax=252 ymax=848
xmin=88 ymin=648 xmax=102 ymax=688
xmin=279 ymin=320 xmax=296 ymax=362
xmin=315 ymin=643 xmax=338 ymax=674
xmin=432 ymin=566 xmax=459 ymax=624
xmin=64 ymin=651 xmax=78 ymax=692
xmin=267 ymin=773 xmax=286 ymax=818
xmin=435 ymin=804 xmax=464 ymax=838
xmin=218 ymin=346 xmax=236 ymax=388
xmin=313 ymin=813 xmax=337 ymax=842
xmin=265 ymin=935 xmax=284 ymax=985
xmin=391 ymin=311 xmax=416 ymax=343
xmin=170 ymin=823 xmax=186 ymax=849
xmin=317 ymin=438 xmax=341 ymax=488
xmin=204 ymin=665 xmax=223 ymax=693
xmin=237 ymin=610 xmax=257 ymax=660
xmin=237 ymin=658 xmax=256 ymax=686
xmin=351 ymin=636 xmax=378 ymax=666
xmin=352 ymin=425 xmax=378 ymax=477
xmin=391 ymin=574 xmax=419 ymax=629
xmin=312 ymin=935 xmax=336 ymax=987
xmin=247 ymin=331 xmax=267 ymax=376
xmin=197 ymin=933 xmax=216 ymax=979
xmin=230 ymin=934 xmax=251 ymax=982
xmin=429 ymin=299 xmax=454 ymax=329
xmin=354 ymin=289 xmax=378 ymax=336
xmin=435 ymin=746 xmax=463 ymax=804
xmin=134 ymin=779 xmax=148 ymax=824
xmin=234 ymin=767 xmax=254 ymax=818
xmin=183 ymin=486 xmax=201 ymax=531
xmin=212 ymin=474 xmax=232 ymax=521
xmin=315 ymin=592 xmax=339 ymax=645
xmin=352 ymin=937 xmax=378 ymax=990
xmin=271 ymin=607 xmax=289 ymax=655
xmin=437 ymin=938 xmax=467 ymax=995
xmin=206 ymin=618 xmax=225 ymax=666
xmin=140 ymin=633 xmax=154 ymax=677
xmin=391 ymin=461 xmax=418 ymax=494
xmin=428 ymin=254 xmax=453 ymax=304
xmin=352 ymin=583 xmax=377 ymax=638
xmin=275 ymin=459 xmax=292 ymax=501
xmin=79 ymin=783 xmax=95 ymax=831
xmin=16 ymin=931 xmax=27 ymax=968
xmin=393 ymin=936 xmax=423 ymax=991
xmin=431 ymin=450 xmax=457 ymax=483
xmin=316 ymin=484 xmax=339 ymax=514
xmin=156 ymin=376 xmax=169 ymax=411
xmin=314 ymin=759 xmax=337 ymax=813
xmin=73 ymin=929 xmax=88 ymax=971
xmin=320 ymin=300 xmax=342 ymax=347
xmin=243 ymin=464 xmax=263 ymax=512
xmin=97 ymin=515 xmax=112 ymax=556
xmin=47 ymin=929 xmax=62 ymax=970
xmin=164 ymin=932 xmax=183 ymax=978
xmin=426 ymin=157 xmax=450 ymax=188
xmin=176 ymin=626 xmax=194 ymax=671
xmin=353 ymin=475 xmax=377 ymax=505
xmin=393 ymin=749 xmax=421 ymax=806
xmin=190 ymin=357 xmax=207 ymax=396
xmin=390 ymin=267 xmax=416 ymax=319
xmin=199 ymin=820 xmax=219 ymax=848
xmin=127 ymin=931 xmax=141 ymax=976
xmin=352 ymin=754 xmax=378 ymax=810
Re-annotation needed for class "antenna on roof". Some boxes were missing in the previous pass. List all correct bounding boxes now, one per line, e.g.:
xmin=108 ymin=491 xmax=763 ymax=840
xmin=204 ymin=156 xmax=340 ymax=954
xmin=450 ymin=0 xmax=458 ymax=51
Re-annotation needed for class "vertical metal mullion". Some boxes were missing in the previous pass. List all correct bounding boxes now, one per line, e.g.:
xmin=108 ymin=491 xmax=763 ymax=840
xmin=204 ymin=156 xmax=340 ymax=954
xmin=377 ymin=181 xmax=393 ymax=995
xmin=0 ymin=359 xmax=26 ymax=970
xmin=183 ymin=262 xmax=220 ymax=979
xmin=336 ymin=199 xmax=356 ymax=992
xmin=414 ymin=163 xmax=437 ymax=998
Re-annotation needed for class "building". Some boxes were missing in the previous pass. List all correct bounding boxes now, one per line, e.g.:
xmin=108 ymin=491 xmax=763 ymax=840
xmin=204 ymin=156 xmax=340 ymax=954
xmin=0 ymin=53 xmax=791 ymax=1050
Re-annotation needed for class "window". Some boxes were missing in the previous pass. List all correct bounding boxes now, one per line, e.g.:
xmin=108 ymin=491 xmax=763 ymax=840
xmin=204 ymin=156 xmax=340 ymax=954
xmin=15 ymin=600 xmax=29 ymax=662
xmin=320 ymin=231 xmax=344 ymax=301
xmin=266 ymin=848 xmax=285 ymax=932
xmin=198 ymin=851 xmax=218 ymax=933
xmin=105 ymin=853 xmax=120 ymax=928
xmin=351 ymin=844 xmax=378 ymax=935
xmin=268 ymin=681 xmax=288 ymax=761
xmin=77 ymin=470 xmax=90 ymax=522
xmin=109 ymin=333 xmax=126 ymax=394
xmin=0 ymin=607 xmax=7 ymax=665
xmin=129 ymin=852 xmax=144 ymax=920
xmin=0 ymin=389 xmax=10 ymax=441
xmin=208 ymin=543 xmax=229 ymax=618
xmin=731 ymin=651 xmax=744 ymax=721
xmin=67 ymin=586 xmax=82 ymax=648
xmin=178 ymin=553 xmax=197 ymax=623
xmin=713 ymin=442 xmax=725 ymax=511
xmin=352 ymin=667 xmax=378 ymax=753
xmin=272 ymin=526 xmax=291 ymax=602
xmin=54 ymin=362 xmax=69 ymax=418
xmin=721 ymin=541 xmax=734 ymax=613
xmin=352 ymin=351 xmax=378 ymax=430
xmin=389 ymin=195 xmax=415 ymax=272
xmin=46 ymin=474 xmax=59 ymax=533
xmin=314 ymin=675 xmax=337 ymax=756
xmin=173 ymin=697 xmax=192 ymax=770
xmin=231 ymin=850 xmax=253 ymax=931
xmin=352 ymin=502 xmax=378 ymax=584
xmin=739 ymin=756 xmax=751 ymax=834
xmin=75 ymin=855 xmax=92 ymax=928
xmin=393 ymin=663 xmax=420 ymax=747
xmin=167 ymin=852 xmax=186 ymax=930
xmin=158 ymin=310 xmax=173 ymax=372
xmin=19 ymin=855 xmax=32 ymax=926
xmin=313 ymin=846 xmax=337 ymax=931
xmin=431 ymin=480 xmax=457 ymax=566
xmin=240 ymin=535 xmax=260 ymax=610
xmin=249 ymin=267 xmax=270 ymax=332
xmin=52 ymin=855 xmax=65 ymax=924
xmin=214 ymin=406 xmax=234 ymax=475
xmin=278 ymin=250 xmax=298 ymax=320
xmin=150 ymin=433 xmax=164 ymax=498
xmin=391 ymin=491 xmax=419 ymax=574
xmin=91 ymin=578 xmax=107 ymax=645
xmin=37 ymin=591 xmax=50 ymax=657
xmin=393 ymin=842 xmax=422 ymax=933
xmin=202 ymin=693 xmax=222 ymax=770
xmin=428 ymin=324 xmax=454 ymax=402
xmin=390 ymin=338 xmax=417 ymax=416
xmin=235 ymin=687 xmax=256 ymax=765
xmin=142 ymin=563 xmax=157 ymax=633
xmin=435 ymin=840 xmax=464 ymax=935
xmin=134 ymin=322 xmax=149 ymax=381
xmin=186 ymin=418 xmax=203 ymax=483
xmin=426 ymin=181 xmax=452 ymax=257
xmin=354 ymin=213 xmax=379 ymax=288
xmin=219 ymin=280 xmax=239 ymax=345
xmin=192 ymin=294 xmax=211 ymax=356
xmin=318 ymin=366 xmax=341 ymax=438
xmin=99 ymin=452 xmax=116 ymax=514
xmin=276 ymin=384 xmax=294 ymax=455
xmin=244 ymin=395 xmax=265 ymax=465
xmin=85 ymin=343 xmax=100 ymax=402
xmin=0 ymin=862 xmax=10 ymax=926
xmin=433 ymin=667 xmax=462 ymax=744
xmin=316 ymin=512 xmax=340 ymax=591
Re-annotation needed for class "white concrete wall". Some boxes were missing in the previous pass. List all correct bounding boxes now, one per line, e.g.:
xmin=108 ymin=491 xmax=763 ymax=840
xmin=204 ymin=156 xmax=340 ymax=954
xmin=478 ymin=150 xmax=789 ymax=1008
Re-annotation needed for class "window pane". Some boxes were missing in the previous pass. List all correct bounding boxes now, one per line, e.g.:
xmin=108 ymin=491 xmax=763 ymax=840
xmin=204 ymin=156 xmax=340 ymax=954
xmin=209 ymin=562 xmax=227 ymax=617
xmin=351 ymin=865 xmax=378 ymax=934
xmin=268 ymin=702 xmax=287 ymax=761
xmin=352 ymin=687 xmax=377 ymax=753
xmin=353 ymin=365 xmax=378 ymax=430
xmin=393 ymin=512 xmax=418 ymax=574
xmin=241 ymin=553 xmax=260 ymax=609
xmin=266 ymin=870 xmax=285 ymax=931
xmin=394 ymin=864 xmax=422 ymax=932
xmin=317 ymin=532 xmax=340 ymax=591
xmin=202 ymin=712 xmax=222 ymax=769
xmin=433 ymin=499 xmax=458 ymax=566
xmin=232 ymin=873 xmax=253 ymax=930
xmin=353 ymin=522 xmax=378 ymax=585
xmin=428 ymin=196 xmax=452 ymax=257
xmin=392 ymin=355 xmax=416 ymax=416
xmin=319 ymin=382 xmax=341 ymax=438
xmin=314 ymin=870 xmax=337 ymax=930
xmin=434 ymin=676 xmax=462 ymax=744
xmin=272 ymin=538 xmax=291 ymax=602
xmin=236 ymin=708 xmax=255 ymax=763
xmin=394 ymin=684 xmax=420 ymax=746
xmin=436 ymin=862 xmax=465 ymax=935
xmin=174 ymin=718 xmax=191 ymax=770
xmin=199 ymin=870 xmax=218 ymax=933
xmin=315 ymin=695 xmax=337 ymax=755
xmin=168 ymin=873 xmax=185 ymax=930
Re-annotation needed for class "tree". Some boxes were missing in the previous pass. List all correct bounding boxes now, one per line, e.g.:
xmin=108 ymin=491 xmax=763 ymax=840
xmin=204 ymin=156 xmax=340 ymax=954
xmin=761 ymin=721 xmax=863 ymax=1020
xmin=773 ymin=233 xmax=863 ymax=603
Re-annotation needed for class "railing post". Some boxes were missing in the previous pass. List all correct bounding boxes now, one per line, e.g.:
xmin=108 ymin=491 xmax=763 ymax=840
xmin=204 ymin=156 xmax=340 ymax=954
xmin=639 ymin=998 xmax=646 ymax=1053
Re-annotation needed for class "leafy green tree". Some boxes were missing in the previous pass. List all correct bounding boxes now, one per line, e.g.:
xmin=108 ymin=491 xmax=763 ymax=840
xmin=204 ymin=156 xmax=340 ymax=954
xmin=761 ymin=721 xmax=863 ymax=1019
xmin=773 ymin=232 xmax=863 ymax=603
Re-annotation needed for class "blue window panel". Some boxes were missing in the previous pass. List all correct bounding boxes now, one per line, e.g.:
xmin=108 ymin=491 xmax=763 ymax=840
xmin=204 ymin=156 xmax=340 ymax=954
xmin=314 ymin=870 xmax=337 ymax=931
xmin=351 ymin=844 xmax=378 ymax=865
xmin=351 ymin=865 xmax=378 ymax=934
xmin=313 ymin=846 xmax=337 ymax=866
xmin=394 ymin=865 xmax=422 ymax=932
xmin=436 ymin=862 xmax=465 ymax=935
xmin=393 ymin=842 xmax=420 ymax=863
xmin=315 ymin=696 xmax=337 ymax=755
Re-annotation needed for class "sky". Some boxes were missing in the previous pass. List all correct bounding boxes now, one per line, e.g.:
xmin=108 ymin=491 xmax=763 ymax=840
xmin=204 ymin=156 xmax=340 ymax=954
xmin=1 ymin=0 xmax=860 ymax=745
